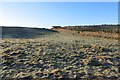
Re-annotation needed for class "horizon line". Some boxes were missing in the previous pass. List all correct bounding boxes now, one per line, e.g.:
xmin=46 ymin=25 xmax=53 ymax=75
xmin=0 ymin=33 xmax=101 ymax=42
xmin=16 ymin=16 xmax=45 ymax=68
xmin=0 ymin=23 xmax=119 ymax=28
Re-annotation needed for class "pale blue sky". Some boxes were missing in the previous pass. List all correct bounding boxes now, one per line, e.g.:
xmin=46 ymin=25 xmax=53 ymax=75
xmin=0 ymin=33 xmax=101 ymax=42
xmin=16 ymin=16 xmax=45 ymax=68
xmin=0 ymin=2 xmax=118 ymax=28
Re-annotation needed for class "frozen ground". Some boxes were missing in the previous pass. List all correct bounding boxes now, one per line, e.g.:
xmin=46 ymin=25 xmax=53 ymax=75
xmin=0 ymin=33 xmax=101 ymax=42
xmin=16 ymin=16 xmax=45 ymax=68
xmin=1 ymin=32 xmax=120 ymax=79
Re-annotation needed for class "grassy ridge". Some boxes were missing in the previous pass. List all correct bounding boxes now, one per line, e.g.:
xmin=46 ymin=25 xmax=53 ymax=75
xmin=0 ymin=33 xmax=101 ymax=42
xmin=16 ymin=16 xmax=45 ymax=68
xmin=52 ymin=24 xmax=119 ymax=39
xmin=63 ymin=24 xmax=119 ymax=33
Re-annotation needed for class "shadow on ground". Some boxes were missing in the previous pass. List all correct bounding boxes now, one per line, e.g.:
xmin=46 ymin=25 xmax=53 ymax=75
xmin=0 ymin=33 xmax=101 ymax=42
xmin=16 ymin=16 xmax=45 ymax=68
xmin=1 ymin=26 xmax=59 ymax=38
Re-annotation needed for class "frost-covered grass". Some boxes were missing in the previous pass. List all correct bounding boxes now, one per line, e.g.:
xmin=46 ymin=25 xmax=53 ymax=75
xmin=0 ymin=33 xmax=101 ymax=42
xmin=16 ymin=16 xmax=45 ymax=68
xmin=1 ymin=33 xmax=120 ymax=79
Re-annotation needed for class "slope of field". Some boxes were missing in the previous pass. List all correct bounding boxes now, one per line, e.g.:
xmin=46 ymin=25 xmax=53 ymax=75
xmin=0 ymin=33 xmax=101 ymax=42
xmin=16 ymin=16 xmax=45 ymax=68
xmin=1 ymin=26 xmax=58 ymax=38
xmin=1 ymin=30 xmax=119 ymax=79
xmin=52 ymin=24 xmax=119 ymax=39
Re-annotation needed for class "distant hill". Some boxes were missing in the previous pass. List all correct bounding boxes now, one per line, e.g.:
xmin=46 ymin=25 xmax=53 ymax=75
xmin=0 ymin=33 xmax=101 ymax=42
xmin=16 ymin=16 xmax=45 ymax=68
xmin=52 ymin=24 xmax=119 ymax=39
xmin=1 ymin=26 xmax=58 ymax=38
xmin=60 ymin=24 xmax=119 ymax=33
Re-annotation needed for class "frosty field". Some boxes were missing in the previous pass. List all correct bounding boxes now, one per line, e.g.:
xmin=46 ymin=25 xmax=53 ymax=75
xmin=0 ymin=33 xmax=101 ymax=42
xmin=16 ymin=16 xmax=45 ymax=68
xmin=1 ymin=32 xmax=120 ymax=79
